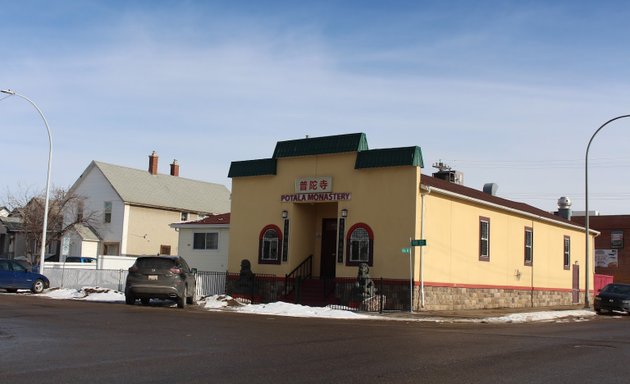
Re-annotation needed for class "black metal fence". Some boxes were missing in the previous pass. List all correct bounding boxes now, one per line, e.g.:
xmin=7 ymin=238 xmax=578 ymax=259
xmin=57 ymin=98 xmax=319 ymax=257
xmin=196 ymin=271 xmax=410 ymax=312
xmin=328 ymin=278 xmax=411 ymax=312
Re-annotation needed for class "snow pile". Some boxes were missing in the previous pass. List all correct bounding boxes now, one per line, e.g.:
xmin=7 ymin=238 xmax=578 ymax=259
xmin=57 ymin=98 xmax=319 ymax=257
xmin=478 ymin=309 xmax=595 ymax=324
xmin=43 ymin=287 xmax=125 ymax=303
xmin=201 ymin=295 xmax=373 ymax=319
xmin=35 ymin=289 xmax=598 ymax=323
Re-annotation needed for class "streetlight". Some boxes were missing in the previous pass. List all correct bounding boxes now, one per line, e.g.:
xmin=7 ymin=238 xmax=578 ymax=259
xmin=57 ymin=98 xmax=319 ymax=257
xmin=584 ymin=114 xmax=630 ymax=308
xmin=1 ymin=89 xmax=53 ymax=274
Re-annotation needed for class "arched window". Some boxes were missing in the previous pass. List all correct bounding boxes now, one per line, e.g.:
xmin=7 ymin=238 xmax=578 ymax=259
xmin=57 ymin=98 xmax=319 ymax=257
xmin=259 ymin=225 xmax=282 ymax=264
xmin=346 ymin=223 xmax=374 ymax=266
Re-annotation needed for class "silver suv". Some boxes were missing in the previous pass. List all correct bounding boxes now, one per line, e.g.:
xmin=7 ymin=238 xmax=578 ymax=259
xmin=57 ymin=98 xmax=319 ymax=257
xmin=125 ymin=256 xmax=197 ymax=308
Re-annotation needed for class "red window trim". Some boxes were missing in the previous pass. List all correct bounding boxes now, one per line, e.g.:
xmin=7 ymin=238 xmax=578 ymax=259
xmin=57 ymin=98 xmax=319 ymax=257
xmin=258 ymin=224 xmax=283 ymax=265
xmin=345 ymin=223 xmax=374 ymax=267
xmin=524 ymin=227 xmax=533 ymax=266
xmin=479 ymin=216 xmax=490 ymax=261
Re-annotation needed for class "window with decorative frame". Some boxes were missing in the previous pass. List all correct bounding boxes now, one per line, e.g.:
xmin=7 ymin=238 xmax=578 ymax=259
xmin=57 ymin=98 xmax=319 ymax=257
xmin=346 ymin=223 xmax=374 ymax=266
xmin=524 ymin=227 xmax=533 ymax=266
xmin=258 ymin=225 xmax=282 ymax=264
xmin=479 ymin=217 xmax=490 ymax=261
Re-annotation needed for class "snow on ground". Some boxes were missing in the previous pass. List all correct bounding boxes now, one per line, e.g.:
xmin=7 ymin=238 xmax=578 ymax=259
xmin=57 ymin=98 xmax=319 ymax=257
xmin=33 ymin=288 xmax=599 ymax=323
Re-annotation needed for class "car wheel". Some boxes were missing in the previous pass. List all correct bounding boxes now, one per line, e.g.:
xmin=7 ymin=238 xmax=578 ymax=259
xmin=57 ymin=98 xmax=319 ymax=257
xmin=177 ymin=288 xmax=186 ymax=309
xmin=186 ymin=287 xmax=196 ymax=305
xmin=125 ymin=294 xmax=136 ymax=305
xmin=141 ymin=298 xmax=150 ymax=306
xmin=31 ymin=279 xmax=45 ymax=294
xmin=6 ymin=288 xmax=18 ymax=293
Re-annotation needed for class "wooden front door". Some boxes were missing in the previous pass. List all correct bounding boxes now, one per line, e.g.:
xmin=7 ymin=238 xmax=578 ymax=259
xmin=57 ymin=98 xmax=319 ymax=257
xmin=320 ymin=219 xmax=337 ymax=278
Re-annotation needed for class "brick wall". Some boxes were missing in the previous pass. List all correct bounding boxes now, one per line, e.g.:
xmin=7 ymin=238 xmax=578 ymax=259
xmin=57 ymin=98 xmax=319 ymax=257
xmin=416 ymin=286 xmax=582 ymax=311
xmin=572 ymin=215 xmax=630 ymax=284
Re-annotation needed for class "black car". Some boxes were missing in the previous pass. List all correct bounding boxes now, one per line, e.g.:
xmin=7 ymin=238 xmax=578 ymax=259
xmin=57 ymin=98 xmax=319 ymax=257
xmin=124 ymin=256 xmax=197 ymax=308
xmin=594 ymin=283 xmax=630 ymax=315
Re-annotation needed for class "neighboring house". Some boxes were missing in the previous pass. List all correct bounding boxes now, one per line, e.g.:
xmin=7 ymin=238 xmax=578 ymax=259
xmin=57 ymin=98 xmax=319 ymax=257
xmin=0 ymin=204 xmax=58 ymax=263
xmin=65 ymin=152 xmax=231 ymax=258
xmin=170 ymin=213 xmax=230 ymax=271
xmin=0 ymin=215 xmax=26 ymax=260
xmin=227 ymin=133 xmax=597 ymax=311
xmin=63 ymin=223 xmax=101 ymax=259
xmin=0 ymin=206 xmax=10 ymax=217
xmin=572 ymin=214 xmax=630 ymax=284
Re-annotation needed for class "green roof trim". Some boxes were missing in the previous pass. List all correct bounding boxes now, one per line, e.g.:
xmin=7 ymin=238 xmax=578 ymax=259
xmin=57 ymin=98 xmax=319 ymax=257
xmin=272 ymin=133 xmax=369 ymax=158
xmin=355 ymin=146 xmax=424 ymax=169
xmin=228 ymin=158 xmax=277 ymax=178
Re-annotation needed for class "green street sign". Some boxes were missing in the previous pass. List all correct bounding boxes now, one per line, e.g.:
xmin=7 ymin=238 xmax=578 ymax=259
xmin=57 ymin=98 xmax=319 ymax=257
xmin=411 ymin=239 xmax=427 ymax=247
xmin=401 ymin=247 xmax=411 ymax=254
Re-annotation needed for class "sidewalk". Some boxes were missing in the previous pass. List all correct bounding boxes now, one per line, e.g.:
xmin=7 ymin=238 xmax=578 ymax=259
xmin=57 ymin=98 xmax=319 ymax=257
xmin=377 ymin=304 xmax=594 ymax=322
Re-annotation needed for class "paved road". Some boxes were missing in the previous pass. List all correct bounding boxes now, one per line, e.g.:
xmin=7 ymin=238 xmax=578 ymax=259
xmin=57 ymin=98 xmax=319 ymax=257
xmin=1 ymin=294 xmax=629 ymax=383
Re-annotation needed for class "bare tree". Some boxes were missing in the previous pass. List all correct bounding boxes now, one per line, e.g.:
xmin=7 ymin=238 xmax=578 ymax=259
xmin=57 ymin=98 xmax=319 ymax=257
xmin=2 ymin=186 xmax=99 ymax=264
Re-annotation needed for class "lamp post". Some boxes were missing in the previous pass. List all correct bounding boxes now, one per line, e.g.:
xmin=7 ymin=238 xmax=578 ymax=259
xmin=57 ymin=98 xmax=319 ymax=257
xmin=584 ymin=114 xmax=630 ymax=308
xmin=1 ymin=89 xmax=53 ymax=274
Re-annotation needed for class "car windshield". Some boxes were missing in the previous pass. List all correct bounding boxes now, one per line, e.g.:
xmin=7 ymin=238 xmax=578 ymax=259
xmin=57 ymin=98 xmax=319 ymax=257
xmin=135 ymin=257 xmax=176 ymax=270
xmin=603 ymin=284 xmax=630 ymax=295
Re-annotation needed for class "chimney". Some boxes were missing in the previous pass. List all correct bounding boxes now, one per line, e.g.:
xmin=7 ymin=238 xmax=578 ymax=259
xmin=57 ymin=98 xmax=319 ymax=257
xmin=148 ymin=151 xmax=158 ymax=175
xmin=170 ymin=159 xmax=180 ymax=177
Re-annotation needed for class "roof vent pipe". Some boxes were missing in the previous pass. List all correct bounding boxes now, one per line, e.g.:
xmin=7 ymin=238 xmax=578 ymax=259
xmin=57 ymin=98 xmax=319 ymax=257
xmin=483 ymin=183 xmax=498 ymax=196
xmin=556 ymin=196 xmax=572 ymax=220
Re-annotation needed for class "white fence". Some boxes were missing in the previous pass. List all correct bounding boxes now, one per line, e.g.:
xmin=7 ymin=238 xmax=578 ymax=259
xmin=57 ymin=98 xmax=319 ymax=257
xmin=44 ymin=268 xmax=129 ymax=291
xmin=42 ymin=268 xmax=227 ymax=299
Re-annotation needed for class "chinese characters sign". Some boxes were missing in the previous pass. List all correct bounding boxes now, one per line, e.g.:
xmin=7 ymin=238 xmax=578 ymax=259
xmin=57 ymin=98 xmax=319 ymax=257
xmin=295 ymin=177 xmax=332 ymax=193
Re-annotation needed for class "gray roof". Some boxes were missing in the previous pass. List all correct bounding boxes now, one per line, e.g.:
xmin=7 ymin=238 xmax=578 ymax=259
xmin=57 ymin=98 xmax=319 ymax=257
xmin=77 ymin=161 xmax=231 ymax=214
xmin=0 ymin=216 xmax=23 ymax=232
xmin=70 ymin=223 xmax=101 ymax=242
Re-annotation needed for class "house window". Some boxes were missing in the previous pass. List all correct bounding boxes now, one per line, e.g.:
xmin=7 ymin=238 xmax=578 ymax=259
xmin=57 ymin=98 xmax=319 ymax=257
xmin=103 ymin=242 xmax=119 ymax=256
xmin=258 ymin=225 xmax=282 ymax=264
xmin=524 ymin=227 xmax=533 ymax=266
xmin=181 ymin=212 xmax=189 ymax=221
xmin=611 ymin=230 xmax=624 ymax=249
xmin=563 ymin=236 xmax=570 ymax=270
xmin=160 ymin=245 xmax=171 ymax=255
xmin=104 ymin=201 xmax=112 ymax=223
xmin=76 ymin=200 xmax=84 ymax=222
xmin=346 ymin=223 xmax=374 ymax=266
xmin=479 ymin=217 xmax=490 ymax=261
xmin=193 ymin=232 xmax=219 ymax=250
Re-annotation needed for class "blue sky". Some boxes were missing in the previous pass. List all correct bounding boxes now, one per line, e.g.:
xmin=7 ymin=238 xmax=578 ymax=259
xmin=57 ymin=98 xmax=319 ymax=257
xmin=2 ymin=0 xmax=630 ymax=214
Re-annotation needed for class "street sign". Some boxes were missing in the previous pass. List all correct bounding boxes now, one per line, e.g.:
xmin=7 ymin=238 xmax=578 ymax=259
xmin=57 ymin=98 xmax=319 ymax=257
xmin=411 ymin=239 xmax=427 ymax=247
xmin=401 ymin=247 xmax=411 ymax=254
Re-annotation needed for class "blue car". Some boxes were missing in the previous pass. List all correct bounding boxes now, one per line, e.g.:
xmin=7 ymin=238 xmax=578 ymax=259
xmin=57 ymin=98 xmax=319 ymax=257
xmin=0 ymin=258 xmax=50 ymax=293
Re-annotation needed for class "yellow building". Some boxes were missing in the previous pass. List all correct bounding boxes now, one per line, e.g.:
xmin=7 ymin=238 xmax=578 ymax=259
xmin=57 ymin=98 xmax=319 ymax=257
xmin=228 ymin=133 xmax=596 ymax=310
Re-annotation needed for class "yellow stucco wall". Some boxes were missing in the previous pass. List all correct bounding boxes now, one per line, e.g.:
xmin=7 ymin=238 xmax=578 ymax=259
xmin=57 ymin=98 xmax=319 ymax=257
xmin=228 ymin=149 xmax=594 ymax=293
xmin=228 ymin=152 xmax=420 ymax=278
xmin=126 ymin=205 xmax=180 ymax=256
xmin=420 ymin=191 xmax=594 ymax=291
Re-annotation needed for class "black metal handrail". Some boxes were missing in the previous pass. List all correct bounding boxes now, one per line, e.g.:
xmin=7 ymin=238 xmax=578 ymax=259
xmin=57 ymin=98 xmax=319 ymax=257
xmin=284 ymin=254 xmax=312 ymax=296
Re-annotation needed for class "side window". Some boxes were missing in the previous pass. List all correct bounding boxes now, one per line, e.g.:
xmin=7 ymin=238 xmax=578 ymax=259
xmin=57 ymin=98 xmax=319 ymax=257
xmin=193 ymin=233 xmax=219 ymax=250
xmin=563 ymin=236 xmax=570 ymax=270
xmin=524 ymin=227 xmax=533 ymax=266
xmin=479 ymin=217 xmax=490 ymax=261
xmin=104 ymin=201 xmax=112 ymax=223
xmin=258 ymin=225 xmax=282 ymax=264
xmin=346 ymin=223 xmax=374 ymax=266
